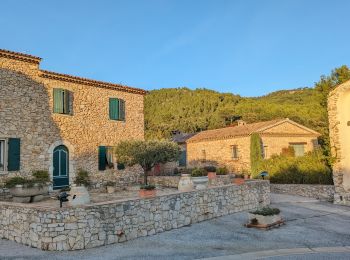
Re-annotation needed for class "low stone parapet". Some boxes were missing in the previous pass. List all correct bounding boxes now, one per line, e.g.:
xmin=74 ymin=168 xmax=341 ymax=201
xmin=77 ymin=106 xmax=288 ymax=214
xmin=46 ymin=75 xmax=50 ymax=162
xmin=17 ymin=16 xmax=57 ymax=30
xmin=0 ymin=180 xmax=269 ymax=251
xmin=270 ymin=184 xmax=335 ymax=201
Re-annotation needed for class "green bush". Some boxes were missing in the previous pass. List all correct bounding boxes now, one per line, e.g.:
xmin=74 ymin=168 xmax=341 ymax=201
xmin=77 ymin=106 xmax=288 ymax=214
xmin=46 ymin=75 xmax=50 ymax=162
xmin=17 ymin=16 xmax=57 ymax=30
xmin=32 ymin=170 xmax=50 ymax=183
xmin=216 ymin=167 xmax=228 ymax=175
xmin=191 ymin=168 xmax=207 ymax=177
xmin=5 ymin=177 xmax=28 ymax=188
xmin=250 ymin=207 xmax=280 ymax=216
xmin=75 ymin=169 xmax=91 ymax=187
xmin=258 ymin=150 xmax=332 ymax=184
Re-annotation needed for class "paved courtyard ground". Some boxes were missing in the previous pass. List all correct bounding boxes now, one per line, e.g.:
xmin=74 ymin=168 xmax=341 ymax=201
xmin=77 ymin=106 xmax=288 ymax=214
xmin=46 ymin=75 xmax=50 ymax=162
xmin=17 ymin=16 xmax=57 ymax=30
xmin=1 ymin=193 xmax=350 ymax=259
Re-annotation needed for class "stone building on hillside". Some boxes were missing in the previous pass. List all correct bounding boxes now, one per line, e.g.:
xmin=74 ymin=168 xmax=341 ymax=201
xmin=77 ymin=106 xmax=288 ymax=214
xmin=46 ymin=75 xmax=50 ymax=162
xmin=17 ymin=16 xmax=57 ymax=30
xmin=186 ymin=119 xmax=320 ymax=172
xmin=328 ymin=79 xmax=350 ymax=205
xmin=0 ymin=49 xmax=146 ymax=189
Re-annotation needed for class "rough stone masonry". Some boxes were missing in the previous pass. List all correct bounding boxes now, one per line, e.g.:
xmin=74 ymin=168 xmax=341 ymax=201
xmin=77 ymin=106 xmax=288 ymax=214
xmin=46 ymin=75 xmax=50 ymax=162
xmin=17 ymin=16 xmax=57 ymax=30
xmin=0 ymin=181 xmax=270 ymax=251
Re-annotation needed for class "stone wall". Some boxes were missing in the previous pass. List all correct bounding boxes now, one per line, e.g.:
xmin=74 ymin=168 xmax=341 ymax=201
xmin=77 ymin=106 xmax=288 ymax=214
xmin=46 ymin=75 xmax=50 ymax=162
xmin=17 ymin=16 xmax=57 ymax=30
xmin=270 ymin=184 xmax=335 ymax=201
xmin=148 ymin=175 xmax=235 ymax=188
xmin=0 ymin=50 xmax=145 ymax=186
xmin=328 ymin=80 xmax=350 ymax=205
xmin=0 ymin=180 xmax=270 ymax=251
xmin=187 ymin=131 xmax=318 ymax=172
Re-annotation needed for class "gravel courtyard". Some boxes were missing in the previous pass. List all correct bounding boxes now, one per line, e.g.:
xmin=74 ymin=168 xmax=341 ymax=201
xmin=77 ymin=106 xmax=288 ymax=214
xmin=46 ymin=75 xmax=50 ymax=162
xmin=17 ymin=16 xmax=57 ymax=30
xmin=1 ymin=193 xmax=350 ymax=259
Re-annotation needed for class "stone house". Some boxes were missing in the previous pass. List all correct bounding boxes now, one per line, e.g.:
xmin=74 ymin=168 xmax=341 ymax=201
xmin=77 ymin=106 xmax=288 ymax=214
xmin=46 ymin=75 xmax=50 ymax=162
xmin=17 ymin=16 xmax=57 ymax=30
xmin=0 ymin=49 xmax=146 ymax=189
xmin=186 ymin=118 xmax=320 ymax=172
xmin=328 ymin=79 xmax=350 ymax=205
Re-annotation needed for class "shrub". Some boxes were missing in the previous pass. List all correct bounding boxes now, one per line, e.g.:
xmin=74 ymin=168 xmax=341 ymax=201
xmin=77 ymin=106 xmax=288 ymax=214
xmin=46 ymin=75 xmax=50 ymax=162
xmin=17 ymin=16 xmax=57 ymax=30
xmin=75 ymin=169 xmax=91 ymax=187
xmin=191 ymin=168 xmax=207 ymax=177
xmin=204 ymin=166 xmax=216 ymax=172
xmin=250 ymin=133 xmax=263 ymax=176
xmin=259 ymin=150 xmax=332 ymax=184
xmin=32 ymin=170 xmax=50 ymax=183
xmin=5 ymin=177 xmax=28 ymax=188
xmin=250 ymin=207 xmax=280 ymax=216
xmin=216 ymin=167 xmax=228 ymax=175
xmin=140 ymin=184 xmax=156 ymax=190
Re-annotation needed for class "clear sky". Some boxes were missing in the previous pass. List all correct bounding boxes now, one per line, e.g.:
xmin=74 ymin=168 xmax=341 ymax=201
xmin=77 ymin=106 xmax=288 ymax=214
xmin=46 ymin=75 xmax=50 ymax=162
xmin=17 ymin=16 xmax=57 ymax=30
xmin=1 ymin=0 xmax=349 ymax=96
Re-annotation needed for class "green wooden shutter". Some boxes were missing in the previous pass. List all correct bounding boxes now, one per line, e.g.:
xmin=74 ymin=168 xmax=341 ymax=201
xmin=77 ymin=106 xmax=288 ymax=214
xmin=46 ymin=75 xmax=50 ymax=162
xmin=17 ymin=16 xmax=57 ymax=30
xmin=109 ymin=98 xmax=119 ymax=120
xmin=98 ymin=146 xmax=107 ymax=171
xmin=119 ymin=99 xmax=125 ymax=121
xmin=8 ymin=138 xmax=20 ymax=171
xmin=63 ymin=90 xmax=70 ymax=114
xmin=53 ymin=88 xmax=64 ymax=113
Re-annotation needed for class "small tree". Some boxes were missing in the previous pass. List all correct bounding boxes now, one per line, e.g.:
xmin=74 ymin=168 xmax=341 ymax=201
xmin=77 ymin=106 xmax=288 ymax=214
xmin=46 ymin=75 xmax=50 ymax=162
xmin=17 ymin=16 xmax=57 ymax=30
xmin=115 ymin=140 xmax=181 ymax=186
xmin=250 ymin=133 xmax=263 ymax=177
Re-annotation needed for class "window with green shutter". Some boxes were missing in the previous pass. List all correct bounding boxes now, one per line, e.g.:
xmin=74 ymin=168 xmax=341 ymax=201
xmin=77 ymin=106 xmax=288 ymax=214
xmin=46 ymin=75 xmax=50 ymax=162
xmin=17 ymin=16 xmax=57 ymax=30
xmin=53 ymin=88 xmax=70 ymax=114
xmin=8 ymin=138 xmax=20 ymax=171
xmin=109 ymin=98 xmax=125 ymax=121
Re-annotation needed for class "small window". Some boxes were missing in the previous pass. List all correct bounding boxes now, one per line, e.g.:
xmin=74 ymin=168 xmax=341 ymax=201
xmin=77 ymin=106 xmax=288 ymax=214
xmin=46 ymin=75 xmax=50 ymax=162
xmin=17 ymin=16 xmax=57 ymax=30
xmin=232 ymin=145 xmax=239 ymax=159
xmin=0 ymin=140 xmax=5 ymax=171
xmin=289 ymin=143 xmax=305 ymax=157
xmin=53 ymin=88 xmax=70 ymax=114
xmin=109 ymin=98 xmax=125 ymax=121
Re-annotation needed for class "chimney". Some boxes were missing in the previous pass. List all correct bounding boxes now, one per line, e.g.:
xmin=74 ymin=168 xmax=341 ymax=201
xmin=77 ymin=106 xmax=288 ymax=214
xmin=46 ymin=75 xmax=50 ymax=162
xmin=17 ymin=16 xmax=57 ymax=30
xmin=237 ymin=120 xmax=246 ymax=126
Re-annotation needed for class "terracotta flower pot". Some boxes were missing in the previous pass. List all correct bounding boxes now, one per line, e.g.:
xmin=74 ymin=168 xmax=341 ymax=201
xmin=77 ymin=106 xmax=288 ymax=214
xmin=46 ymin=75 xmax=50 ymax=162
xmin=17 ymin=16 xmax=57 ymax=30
xmin=139 ymin=189 xmax=156 ymax=198
xmin=207 ymin=172 xmax=217 ymax=180
xmin=233 ymin=178 xmax=245 ymax=185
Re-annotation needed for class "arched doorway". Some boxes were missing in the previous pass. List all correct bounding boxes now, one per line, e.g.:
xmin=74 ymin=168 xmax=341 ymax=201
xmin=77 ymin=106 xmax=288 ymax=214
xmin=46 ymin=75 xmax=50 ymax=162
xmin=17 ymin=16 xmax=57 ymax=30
xmin=53 ymin=145 xmax=69 ymax=189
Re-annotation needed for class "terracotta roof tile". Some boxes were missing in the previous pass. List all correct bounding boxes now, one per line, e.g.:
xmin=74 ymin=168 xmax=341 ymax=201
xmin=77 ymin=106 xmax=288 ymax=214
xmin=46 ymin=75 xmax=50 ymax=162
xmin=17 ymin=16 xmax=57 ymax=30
xmin=186 ymin=118 xmax=319 ymax=143
xmin=0 ymin=49 xmax=41 ymax=64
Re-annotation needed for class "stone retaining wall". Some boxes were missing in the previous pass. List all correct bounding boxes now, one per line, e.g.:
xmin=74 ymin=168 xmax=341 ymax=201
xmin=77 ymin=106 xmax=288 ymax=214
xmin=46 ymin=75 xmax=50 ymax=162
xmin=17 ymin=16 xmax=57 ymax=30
xmin=0 ymin=180 xmax=269 ymax=251
xmin=148 ymin=175 xmax=235 ymax=188
xmin=270 ymin=184 xmax=335 ymax=201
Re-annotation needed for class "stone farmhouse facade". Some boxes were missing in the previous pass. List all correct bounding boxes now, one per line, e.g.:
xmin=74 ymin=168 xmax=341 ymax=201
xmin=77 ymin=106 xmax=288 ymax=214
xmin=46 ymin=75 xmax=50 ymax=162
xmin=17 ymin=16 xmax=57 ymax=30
xmin=328 ymin=79 xmax=350 ymax=205
xmin=0 ymin=49 xmax=146 ymax=189
xmin=186 ymin=119 xmax=320 ymax=172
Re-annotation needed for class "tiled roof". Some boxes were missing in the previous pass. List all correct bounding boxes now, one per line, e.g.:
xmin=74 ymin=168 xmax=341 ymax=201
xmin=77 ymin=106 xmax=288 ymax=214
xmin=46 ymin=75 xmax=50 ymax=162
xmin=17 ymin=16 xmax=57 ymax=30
xmin=171 ymin=132 xmax=197 ymax=143
xmin=187 ymin=118 xmax=320 ymax=143
xmin=0 ymin=48 xmax=147 ymax=95
xmin=40 ymin=70 xmax=147 ymax=95
xmin=0 ymin=49 xmax=41 ymax=64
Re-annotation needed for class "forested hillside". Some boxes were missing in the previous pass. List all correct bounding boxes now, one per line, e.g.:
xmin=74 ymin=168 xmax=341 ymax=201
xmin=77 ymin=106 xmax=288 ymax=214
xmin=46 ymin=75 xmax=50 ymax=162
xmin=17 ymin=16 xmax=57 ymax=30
xmin=144 ymin=65 xmax=350 ymax=161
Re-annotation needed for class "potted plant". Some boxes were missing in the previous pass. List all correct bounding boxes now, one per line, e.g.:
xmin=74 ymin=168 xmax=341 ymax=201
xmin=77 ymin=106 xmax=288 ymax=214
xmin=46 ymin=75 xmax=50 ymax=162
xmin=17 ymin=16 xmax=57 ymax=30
xmin=68 ymin=169 xmax=91 ymax=207
xmin=248 ymin=207 xmax=282 ymax=226
xmin=233 ymin=173 xmax=245 ymax=185
xmin=191 ymin=168 xmax=208 ymax=190
xmin=106 ymin=181 xmax=116 ymax=194
xmin=216 ymin=167 xmax=228 ymax=176
xmin=114 ymin=140 xmax=181 ymax=198
xmin=5 ymin=171 xmax=50 ymax=203
xmin=139 ymin=184 xmax=156 ymax=198
xmin=178 ymin=168 xmax=194 ymax=192
xmin=204 ymin=166 xmax=217 ymax=179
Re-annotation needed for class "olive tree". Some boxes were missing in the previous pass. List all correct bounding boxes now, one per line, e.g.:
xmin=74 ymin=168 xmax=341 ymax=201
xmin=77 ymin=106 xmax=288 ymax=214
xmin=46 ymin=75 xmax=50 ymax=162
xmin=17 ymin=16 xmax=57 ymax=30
xmin=115 ymin=140 xmax=181 ymax=185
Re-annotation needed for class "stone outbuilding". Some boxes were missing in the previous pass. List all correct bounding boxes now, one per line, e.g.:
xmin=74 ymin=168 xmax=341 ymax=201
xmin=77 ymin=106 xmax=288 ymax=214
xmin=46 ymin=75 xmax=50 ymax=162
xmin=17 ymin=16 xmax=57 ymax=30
xmin=0 ymin=49 xmax=146 ymax=189
xmin=186 ymin=118 xmax=320 ymax=172
xmin=328 ymin=79 xmax=350 ymax=205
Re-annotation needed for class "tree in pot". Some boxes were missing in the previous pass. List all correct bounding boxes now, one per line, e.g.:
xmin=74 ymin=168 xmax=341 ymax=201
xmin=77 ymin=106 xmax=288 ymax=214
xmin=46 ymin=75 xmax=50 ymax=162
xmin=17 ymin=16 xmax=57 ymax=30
xmin=204 ymin=166 xmax=217 ymax=180
xmin=69 ymin=169 xmax=91 ymax=207
xmin=115 ymin=140 xmax=181 ymax=198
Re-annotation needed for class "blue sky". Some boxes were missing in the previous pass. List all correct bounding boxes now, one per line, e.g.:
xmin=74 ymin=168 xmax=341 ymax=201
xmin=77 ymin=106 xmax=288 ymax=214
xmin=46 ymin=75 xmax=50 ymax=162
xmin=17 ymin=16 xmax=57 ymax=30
xmin=1 ymin=0 xmax=349 ymax=96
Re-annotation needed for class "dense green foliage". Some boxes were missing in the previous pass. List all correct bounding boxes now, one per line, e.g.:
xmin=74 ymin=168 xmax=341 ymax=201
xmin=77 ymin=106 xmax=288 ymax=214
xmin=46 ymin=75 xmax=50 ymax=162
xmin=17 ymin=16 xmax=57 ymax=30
xmin=216 ymin=167 xmax=228 ymax=175
xmin=191 ymin=167 xmax=207 ymax=177
xmin=259 ymin=150 xmax=333 ymax=184
xmin=250 ymin=133 xmax=263 ymax=176
xmin=5 ymin=170 xmax=50 ymax=188
xmin=115 ymin=140 xmax=181 ymax=185
xmin=74 ymin=169 xmax=91 ymax=187
xmin=250 ymin=207 xmax=280 ymax=216
xmin=144 ymin=65 xmax=350 ymax=168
